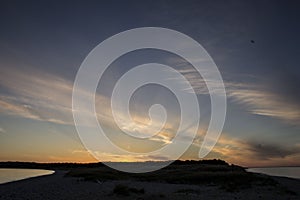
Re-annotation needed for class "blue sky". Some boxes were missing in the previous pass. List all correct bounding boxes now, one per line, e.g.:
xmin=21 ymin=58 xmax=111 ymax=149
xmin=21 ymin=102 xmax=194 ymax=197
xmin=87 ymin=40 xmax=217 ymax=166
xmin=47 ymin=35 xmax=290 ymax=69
xmin=0 ymin=0 xmax=299 ymax=166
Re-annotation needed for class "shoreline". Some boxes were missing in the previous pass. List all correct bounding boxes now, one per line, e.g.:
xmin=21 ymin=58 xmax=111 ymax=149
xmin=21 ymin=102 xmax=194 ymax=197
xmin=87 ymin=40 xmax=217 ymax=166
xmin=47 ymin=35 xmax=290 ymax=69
xmin=0 ymin=170 xmax=62 ymax=185
xmin=246 ymin=167 xmax=300 ymax=180
xmin=0 ymin=168 xmax=55 ymax=185
xmin=1 ymin=167 xmax=299 ymax=185
xmin=0 ymin=170 xmax=299 ymax=200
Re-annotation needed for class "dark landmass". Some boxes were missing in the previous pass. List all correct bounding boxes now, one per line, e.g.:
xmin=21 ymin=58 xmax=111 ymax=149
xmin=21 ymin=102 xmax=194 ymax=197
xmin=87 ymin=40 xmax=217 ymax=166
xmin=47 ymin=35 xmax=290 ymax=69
xmin=65 ymin=159 xmax=250 ymax=187
xmin=0 ymin=159 xmax=299 ymax=199
xmin=0 ymin=160 xmax=105 ymax=170
xmin=0 ymin=159 xmax=228 ymax=169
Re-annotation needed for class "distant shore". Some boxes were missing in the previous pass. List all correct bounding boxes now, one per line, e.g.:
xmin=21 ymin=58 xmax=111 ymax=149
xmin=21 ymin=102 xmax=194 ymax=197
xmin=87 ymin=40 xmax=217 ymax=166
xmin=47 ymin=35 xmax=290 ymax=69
xmin=0 ymin=160 xmax=299 ymax=200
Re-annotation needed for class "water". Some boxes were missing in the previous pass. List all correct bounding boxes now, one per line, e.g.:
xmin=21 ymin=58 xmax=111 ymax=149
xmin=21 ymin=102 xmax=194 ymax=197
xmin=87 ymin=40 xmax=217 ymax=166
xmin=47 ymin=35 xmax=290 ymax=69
xmin=0 ymin=168 xmax=55 ymax=184
xmin=247 ymin=167 xmax=300 ymax=179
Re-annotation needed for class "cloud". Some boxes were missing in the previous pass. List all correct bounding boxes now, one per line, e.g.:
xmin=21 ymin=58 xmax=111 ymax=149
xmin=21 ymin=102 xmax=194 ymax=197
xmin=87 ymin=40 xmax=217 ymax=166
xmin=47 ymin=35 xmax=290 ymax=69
xmin=166 ymin=57 xmax=226 ymax=95
xmin=0 ymin=66 xmax=111 ymax=125
xmin=111 ymin=110 xmax=176 ymax=145
xmin=195 ymin=134 xmax=300 ymax=167
xmin=0 ymin=66 xmax=181 ymax=147
xmin=0 ymin=67 xmax=75 ymax=124
xmin=1 ymin=64 xmax=298 ymax=165
xmin=93 ymin=151 xmax=171 ymax=162
xmin=244 ymin=141 xmax=299 ymax=160
xmin=0 ymin=127 xmax=5 ymax=134
xmin=168 ymin=57 xmax=300 ymax=124
xmin=226 ymin=83 xmax=300 ymax=124
xmin=0 ymin=96 xmax=70 ymax=124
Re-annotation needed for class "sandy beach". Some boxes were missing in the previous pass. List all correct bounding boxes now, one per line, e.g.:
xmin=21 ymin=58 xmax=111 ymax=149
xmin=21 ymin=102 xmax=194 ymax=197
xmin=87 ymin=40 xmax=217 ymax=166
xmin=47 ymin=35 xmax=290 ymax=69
xmin=0 ymin=170 xmax=299 ymax=200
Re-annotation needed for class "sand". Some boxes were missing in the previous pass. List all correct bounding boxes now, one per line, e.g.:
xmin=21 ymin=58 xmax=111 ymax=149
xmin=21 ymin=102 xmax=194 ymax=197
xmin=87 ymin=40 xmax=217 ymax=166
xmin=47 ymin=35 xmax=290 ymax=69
xmin=0 ymin=170 xmax=299 ymax=200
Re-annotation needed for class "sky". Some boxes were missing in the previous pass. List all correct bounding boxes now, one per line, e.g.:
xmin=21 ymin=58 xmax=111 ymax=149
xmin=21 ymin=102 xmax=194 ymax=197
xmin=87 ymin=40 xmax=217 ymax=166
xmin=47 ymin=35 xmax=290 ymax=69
xmin=0 ymin=0 xmax=300 ymax=167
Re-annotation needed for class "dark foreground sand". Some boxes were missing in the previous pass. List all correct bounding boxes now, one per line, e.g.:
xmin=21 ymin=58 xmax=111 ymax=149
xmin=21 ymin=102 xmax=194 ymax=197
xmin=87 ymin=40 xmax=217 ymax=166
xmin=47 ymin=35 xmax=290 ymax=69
xmin=0 ymin=170 xmax=299 ymax=200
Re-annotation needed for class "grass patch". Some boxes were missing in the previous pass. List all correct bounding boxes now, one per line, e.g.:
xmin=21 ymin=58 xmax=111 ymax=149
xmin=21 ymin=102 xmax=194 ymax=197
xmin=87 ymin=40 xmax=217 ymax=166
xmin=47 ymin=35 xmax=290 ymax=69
xmin=113 ymin=184 xmax=145 ymax=196
xmin=175 ymin=188 xmax=200 ymax=194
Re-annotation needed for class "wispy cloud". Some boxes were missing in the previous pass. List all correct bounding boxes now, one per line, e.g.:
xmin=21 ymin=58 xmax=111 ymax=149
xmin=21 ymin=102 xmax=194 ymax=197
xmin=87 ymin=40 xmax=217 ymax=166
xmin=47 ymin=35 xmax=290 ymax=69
xmin=206 ymin=135 xmax=300 ymax=167
xmin=1 ymin=65 xmax=299 ymax=164
xmin=183 ymin=133 xmax=300 ymax=167
xmin=0 ymin=67 xmax=75 ymax=124
xmin=167 ymin=57 xmax=226 ymax=95
xmin=0 ymin=127 xmax=5 ymax=134
xmin=0 ymin=67 xmax=112 ymax=125
xmin=0 ymin=66 xmax=179 ymax=147
xmin=243 ymin=141 xmax=300 ymax=160
xmin=227 ymin=85 xmax=300 ymax=124
xmin=93 ymin=151 xmax=171 ymax=162
xmin=168 ymin=57 xmax=300 ymax=124
xmin=0 ymin=95 xmax=70 ymax=124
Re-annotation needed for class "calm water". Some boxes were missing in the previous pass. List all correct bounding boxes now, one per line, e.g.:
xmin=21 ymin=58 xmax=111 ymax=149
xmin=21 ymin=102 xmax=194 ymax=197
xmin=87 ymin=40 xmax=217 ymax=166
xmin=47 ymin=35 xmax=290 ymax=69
xmin=0 ymin=168 xmax=54 ymax=184
xmin=247 ymin=167 xmax=300 ymax=179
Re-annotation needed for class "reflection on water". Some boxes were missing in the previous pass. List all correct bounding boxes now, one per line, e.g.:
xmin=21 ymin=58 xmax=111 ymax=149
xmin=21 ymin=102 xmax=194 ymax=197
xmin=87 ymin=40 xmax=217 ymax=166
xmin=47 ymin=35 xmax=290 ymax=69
xmin=247 ymin=167 xmax=300 ymax=179
xmin=0 ymin=168 xmax=54 ymax=184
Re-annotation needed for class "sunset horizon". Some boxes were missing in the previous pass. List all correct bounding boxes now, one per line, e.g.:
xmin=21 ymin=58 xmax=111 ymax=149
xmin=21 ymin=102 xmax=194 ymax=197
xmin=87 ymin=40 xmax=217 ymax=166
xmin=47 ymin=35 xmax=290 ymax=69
xmin=1 ymin=0 xmax=300 ymax=170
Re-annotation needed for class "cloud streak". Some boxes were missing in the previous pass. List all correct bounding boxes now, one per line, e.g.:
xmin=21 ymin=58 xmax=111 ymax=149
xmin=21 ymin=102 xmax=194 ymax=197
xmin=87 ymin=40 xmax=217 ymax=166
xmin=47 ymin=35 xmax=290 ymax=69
xmin=244 ymin=141 xmax=299 ymax=160
xmin=0 ymin=67 xmax=74 ymax=124
xmin=0 ymin=66 xmax=113 ymax=126
xmin=0 ymin=66 xmax=179 ymax=147
xmin=169 ymin=57 xmax=300 ymax=124
xmin=227 ymin=85 xmax=300 ymax=124
xmin=0 ymin=127 xmax=6 ymax=134
xmin=204 ymin=135 xmax=300 ymax=167
xmin=1 ymin=63 xmax=299 ymax=164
